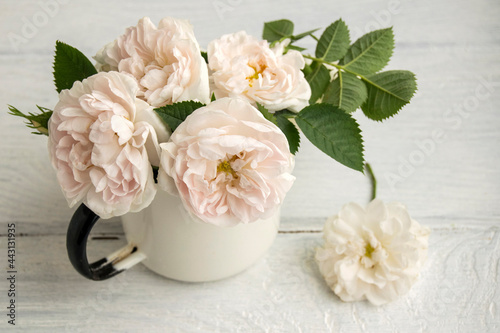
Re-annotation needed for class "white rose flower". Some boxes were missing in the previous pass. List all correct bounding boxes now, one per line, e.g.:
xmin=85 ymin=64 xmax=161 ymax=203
xmin=48 ymin=72 xmax=169 ymax=218
xmin=94 ymin=17 xmax=210 ymax=107
xmin=157 ymin=97 xmax=295 ymax=226
xmin=315 ymin=199 xmax=430 ymax=305
xmin=207 ymin=31 xmax=311 ymax=113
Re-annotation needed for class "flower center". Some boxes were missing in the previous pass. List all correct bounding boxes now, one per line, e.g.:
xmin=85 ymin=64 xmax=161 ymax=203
xmin=217 ymin=156 xmax=239 ymax=178
xmin=246 ymin=61 xmax=267 ymax=87
xmin=364 ymin=242 xmax=375 ymax=259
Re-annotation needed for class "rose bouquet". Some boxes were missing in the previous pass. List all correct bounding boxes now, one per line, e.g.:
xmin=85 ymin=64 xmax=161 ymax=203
xmin=8 ymin=17 xmax=416 ymax=225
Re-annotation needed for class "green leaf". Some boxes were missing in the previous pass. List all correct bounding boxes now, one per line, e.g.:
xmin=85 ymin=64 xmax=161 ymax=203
xmin=315 ymin=19 xmax=350 ymax=62
xmin=323 ymin=71 xmax=368 ymax=113
xmin=256 ymin=103 xmax=278 ymax=125
xmin=361 ymin=70 xmax=417 ymax=121
xmin=305 ymin=61 xmax=331 ymax=103
xmin=8 ymin=105 xmax=53 ymax=135
xmin=211 ymin=92 xmax=216 ymax=102
xmin=276 ymin=114 xmax=300 ymax=154
xmin=53 ymin=41 xmax=97 ymax=93
xmin=263 ymin=19 xmax=294 ymax=43
xmin=201 ymin=51 xmax=208 ymax=63
xmin=295 ymin=104 xmax=364 ymax=171
xmin=292 ymin=28 xmax=320 ymax=41
xmin=286 ymin=45 xmax=306 ymax=52
xmin=274 ymin=109 xmax=296 ymax=118
xmin=154 ymin=101 xmax=205 ymax=132
xmin=339 ymin=28 xmax=394 ymax=75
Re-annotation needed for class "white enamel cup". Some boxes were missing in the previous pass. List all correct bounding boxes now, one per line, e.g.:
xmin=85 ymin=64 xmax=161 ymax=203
xmin=67 ymin=190 xmax=279 ymax=282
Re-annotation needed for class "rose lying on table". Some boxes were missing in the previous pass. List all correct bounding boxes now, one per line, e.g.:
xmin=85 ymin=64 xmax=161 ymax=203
xmin=316 ymin=199 xmax=430 ymax=305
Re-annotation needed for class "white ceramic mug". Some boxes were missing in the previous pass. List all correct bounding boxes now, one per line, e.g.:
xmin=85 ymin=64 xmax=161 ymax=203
xmin=66 ymin=190 xmax=279 ymax=282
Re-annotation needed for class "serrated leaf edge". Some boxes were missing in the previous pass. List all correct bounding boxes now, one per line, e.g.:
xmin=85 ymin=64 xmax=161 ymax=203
xmin=341 ymin=28 xmax=394 ymax=70
xmin=154 ymin=101 xmax=205 ymax=131
xmin=316 ymin=19 xmax=349 ymax=62
xmin=263 ymin=19 xmax=294 ymax=41
xmin=296 ymin=105 xmax=365 ymax=171
xmin=53 ymin=40 xmax=97 ymax=93
xmin=276 ymin=115 xmax=300 ymax=154
xmin=361 ymin=71 xmax=417 ymax=121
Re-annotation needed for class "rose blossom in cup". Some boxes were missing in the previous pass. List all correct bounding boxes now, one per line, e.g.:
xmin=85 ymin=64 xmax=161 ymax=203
xmin=207 ymin=31 xmax=311 ymax=113
xmin=94 ymin=17 xmax=210 ymax=108
xmin=48 ymin=72 xmax=168 ymax=218
xmin=158 ymin=97 xmax=296 ymax=226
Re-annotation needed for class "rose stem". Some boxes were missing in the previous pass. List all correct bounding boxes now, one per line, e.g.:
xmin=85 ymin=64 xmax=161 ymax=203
xmin=364 ymin=162 xmax=377 ymax=201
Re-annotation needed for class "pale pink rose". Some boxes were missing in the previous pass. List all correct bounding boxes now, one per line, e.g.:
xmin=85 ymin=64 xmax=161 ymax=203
xmin=94 ymin=17 xmax=210 ymax=107
xmin=48 ymin=72 xmax=168 ymax=218
xmin=158 ymin=98 xmax=295 ymax=226
xmin=315 ymin=200 xmax=430 ymax=305
xmin=207 ymin=31 xmax=311 ymax=113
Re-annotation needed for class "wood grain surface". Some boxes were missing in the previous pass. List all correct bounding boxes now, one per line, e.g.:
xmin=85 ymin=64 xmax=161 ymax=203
xmin=0 ymin=0 xmax=499 ymax=331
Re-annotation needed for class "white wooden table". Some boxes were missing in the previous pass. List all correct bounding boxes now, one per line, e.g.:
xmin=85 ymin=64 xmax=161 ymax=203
xmin=1 ymin=0 xmax=499 ymax=331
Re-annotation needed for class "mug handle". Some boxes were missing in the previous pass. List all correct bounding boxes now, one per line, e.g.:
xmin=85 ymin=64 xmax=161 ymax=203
xmin=66 ymin=204 xmax=146 ymax=281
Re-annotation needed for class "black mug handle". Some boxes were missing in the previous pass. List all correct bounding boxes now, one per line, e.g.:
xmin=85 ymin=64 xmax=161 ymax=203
xmin=66 ymin=204 xmax=145 ymax=281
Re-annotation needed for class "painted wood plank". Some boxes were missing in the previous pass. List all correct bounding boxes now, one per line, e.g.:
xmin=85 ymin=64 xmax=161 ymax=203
xmin=0 ymin=222 xmax=497 ymax=332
